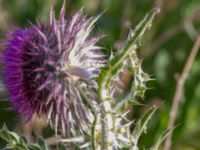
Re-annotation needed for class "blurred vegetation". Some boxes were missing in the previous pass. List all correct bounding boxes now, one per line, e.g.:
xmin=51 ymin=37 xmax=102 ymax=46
xmin=0 ymin=0 xmax=200 ymax=149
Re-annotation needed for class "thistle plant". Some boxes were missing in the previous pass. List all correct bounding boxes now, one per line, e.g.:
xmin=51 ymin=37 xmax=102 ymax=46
xmin=0 ymin=3 xmax=171 ymax=150
xmin=3 ymin=4 xmax=106 ymax=137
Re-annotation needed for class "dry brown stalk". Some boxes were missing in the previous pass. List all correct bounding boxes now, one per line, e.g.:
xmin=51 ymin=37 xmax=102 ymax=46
xmin=164 ymin=36 xmax=200 ymax=150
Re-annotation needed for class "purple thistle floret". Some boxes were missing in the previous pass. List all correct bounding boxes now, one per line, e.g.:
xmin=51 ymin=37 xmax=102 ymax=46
xmin=3 ymin=5 xmax=106 ymax=136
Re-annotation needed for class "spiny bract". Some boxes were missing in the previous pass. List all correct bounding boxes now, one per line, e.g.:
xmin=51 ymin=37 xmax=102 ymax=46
xmin=2 ymin=4 xmax=106 ymax=136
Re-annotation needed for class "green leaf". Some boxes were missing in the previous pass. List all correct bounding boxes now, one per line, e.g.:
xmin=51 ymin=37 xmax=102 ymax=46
xmin=73 ymin=143 xmax=81 ymax=150
xmin=150 ymin=128 xmax=174 ymax=150
xmin=98 ymin=8 xmax=159 ymax=101
xmin=37 ymin=137 xmax=48 ymax=150
xmin=128 ymin=99 xmax=142 ymax=105
xmin=0 ymin=126 xmax=29 ymax=150
xmin=57 ymin=142 xmax=66 ymax=150
xmin=131 ymin=106 xmax=157 ymax=146
xmin=114 ymin=98 xmax=141 ymax=111
xmin=0 ymin=128 xmax=20 ymax=144
xmin=19 ymin=135 xmax=28 ymax=144
xmin=0 ymin=126 xmax=51 ymax=150
xmin=28 ymin=145 xmax=42 ymax=150
xmin=0 ymin=147 xmax=16 ymax=150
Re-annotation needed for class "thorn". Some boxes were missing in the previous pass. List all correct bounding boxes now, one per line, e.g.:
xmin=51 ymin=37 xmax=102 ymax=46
xmin=2 ymin=123 xmax=8 ymax=130
xmin=60 ymin=0 xmax=66 ymax=21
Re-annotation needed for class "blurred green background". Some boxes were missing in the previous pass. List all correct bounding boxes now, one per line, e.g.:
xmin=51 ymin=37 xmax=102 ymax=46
xmin=0 ymin=0 xmax=200 ymax=149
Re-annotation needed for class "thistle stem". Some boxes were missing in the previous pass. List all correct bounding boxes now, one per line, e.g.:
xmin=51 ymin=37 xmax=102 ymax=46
xmin=100 ymin=104 xmax=106 ymax=150
xmin=98 ymin=89 xmax=114 ymax=149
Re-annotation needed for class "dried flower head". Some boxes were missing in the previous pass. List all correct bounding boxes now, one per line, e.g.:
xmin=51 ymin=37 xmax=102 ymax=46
xmin=2 ymin=4 xmax=106 ymax=136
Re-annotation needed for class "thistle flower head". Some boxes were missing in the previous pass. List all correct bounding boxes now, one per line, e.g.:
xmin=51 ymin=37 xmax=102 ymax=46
xmin=3 ymin=5 xmax=106 ymax=136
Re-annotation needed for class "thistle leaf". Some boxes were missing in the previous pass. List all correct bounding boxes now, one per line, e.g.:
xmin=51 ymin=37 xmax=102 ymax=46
xmin=131 ymin=106 xmax=157 ymax=146
xmin=0 ymin=126 xmax=50 ymax=150
xmin=0 ymin=127 xmax=21 ymax=144
xmin=128 ymin=99 xmax=142 ymax=105
xmin=150 ymin=128 xmax=174 ymax=150
xmin=98 ymin=8 xmax=159 ymax=101
xmin=57 ymin=142 xmax=67 ymax=150
xmin=28 ymin=145 xmax=42 ymax=150
xmin=114 ymin=98 xmax=141 ymax=111
xmin=37 ymin=137 xmax=48 ymax=150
